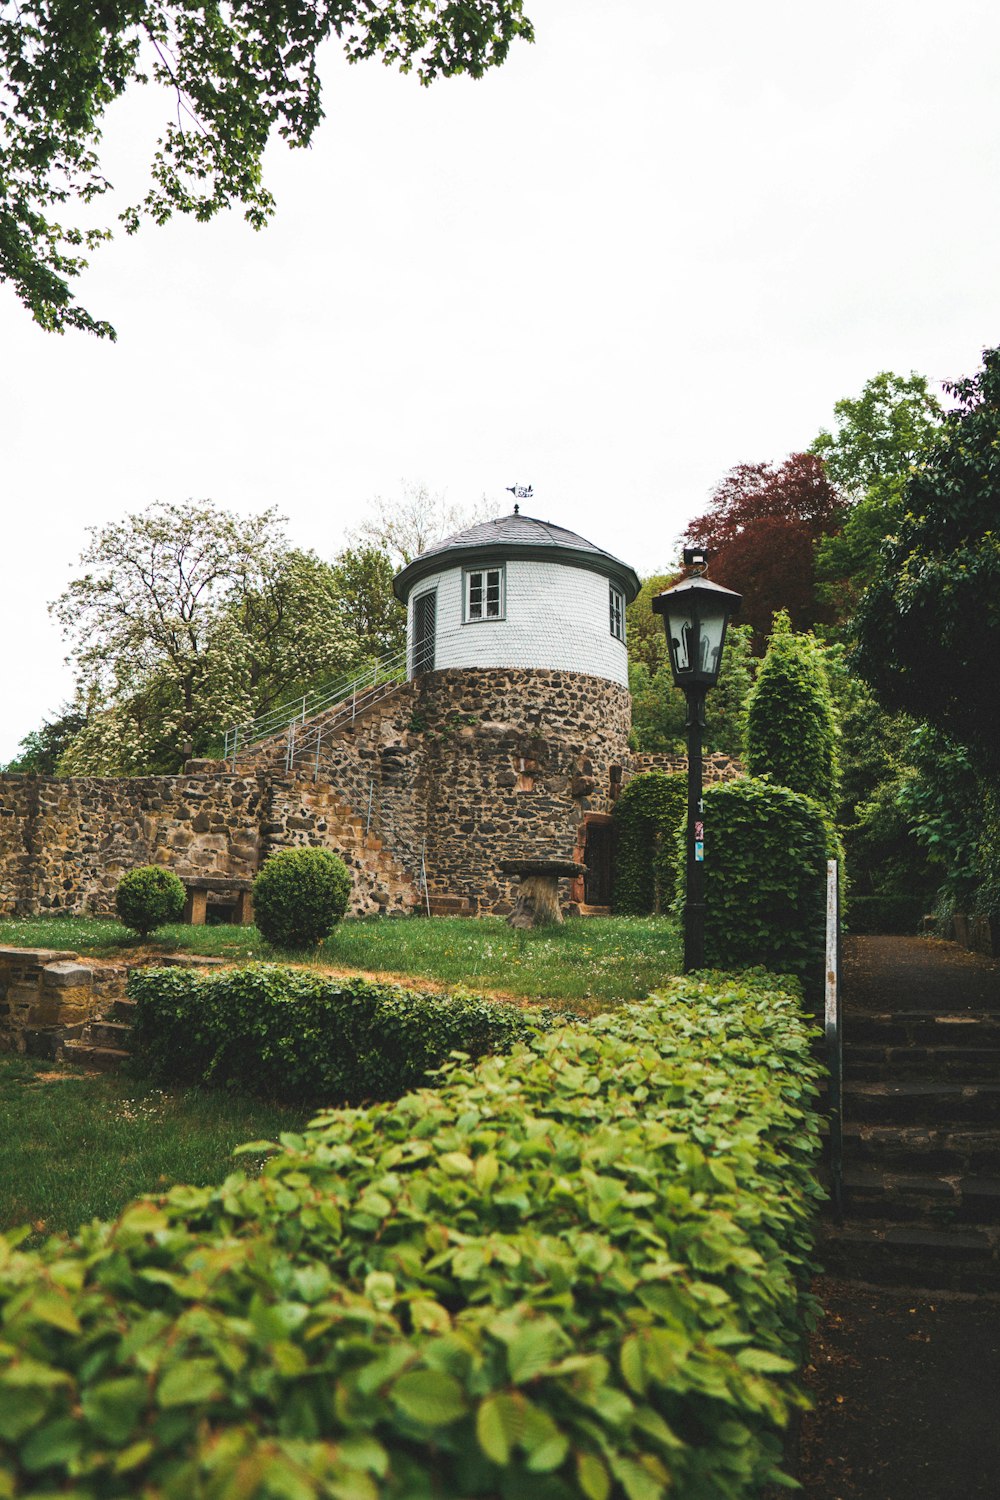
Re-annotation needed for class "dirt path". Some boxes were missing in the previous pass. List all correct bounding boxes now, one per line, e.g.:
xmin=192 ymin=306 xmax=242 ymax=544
xmin=794 ymin=935 xmax=1000 ymax=1496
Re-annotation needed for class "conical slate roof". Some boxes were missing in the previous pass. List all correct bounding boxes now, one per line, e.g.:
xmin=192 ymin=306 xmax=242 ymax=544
xmin=393 ymin=511 xmax=640 ymax=603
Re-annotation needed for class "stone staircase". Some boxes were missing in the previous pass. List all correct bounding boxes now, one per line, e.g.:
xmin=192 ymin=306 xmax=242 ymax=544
xmin=821 ymin=961 xmax=1000 ymax=1291
xmin=269 ymin=781 xmax=422 ymax=916
xmin=61 ymin=996 xmax=136 ymax=1072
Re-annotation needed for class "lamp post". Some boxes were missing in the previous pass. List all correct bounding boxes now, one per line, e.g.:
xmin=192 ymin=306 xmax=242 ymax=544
xmin=652 ymin=549 xmax=742 ymax=972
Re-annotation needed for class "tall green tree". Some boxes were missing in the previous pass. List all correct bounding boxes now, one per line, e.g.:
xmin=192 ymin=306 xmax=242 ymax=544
xmin=851 ymin=346 xmax=1000 ymax=765
xmin=331 ymin=546 xmax=406 ymax=659
xmin=1 ymin=707 xmax=86 ymax=774
xmin=628 ymin=622 xmax=755 ymax=758
xmin=743 ymin=613 xmax=839 ymax=813
xmin=53 ymin=501 xmax=360 ymax=774
xmin=811 ymin=371 xmax=944 ymax=615
xmin=0 ymin=2 xmax=534 ymax=336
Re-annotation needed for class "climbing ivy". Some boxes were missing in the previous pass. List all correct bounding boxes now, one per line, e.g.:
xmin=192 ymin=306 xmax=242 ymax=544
xmin=743 ymin=614 xmax=840 ymax=814
xmin=613 ymin=770 xmax=686 ymax=914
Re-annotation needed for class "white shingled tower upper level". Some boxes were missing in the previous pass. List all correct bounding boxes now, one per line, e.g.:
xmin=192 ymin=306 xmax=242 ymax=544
xmin=392 ymin=511 xmax=641 ymax=687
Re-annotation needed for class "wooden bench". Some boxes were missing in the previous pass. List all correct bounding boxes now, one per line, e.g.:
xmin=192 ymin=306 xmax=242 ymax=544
xmin=182 ymin=875 xmax=255 ymax=927
xmin=500 ymin=859 xmax=586 ymax=929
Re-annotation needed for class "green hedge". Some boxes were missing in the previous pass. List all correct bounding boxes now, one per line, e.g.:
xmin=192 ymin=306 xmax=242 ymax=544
xmin=679 ymin=777 xmax=841 ymax=995
xmin=0 ymin=971 xmax=822 ymax=1499
xmin=128 ymin=965 xmax=560 ymax=1106
xmin=613 ymin=770 xmax=686 ymax=914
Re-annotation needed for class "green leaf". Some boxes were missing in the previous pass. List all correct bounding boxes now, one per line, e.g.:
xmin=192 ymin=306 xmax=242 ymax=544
xmin=505 ymin=1319 xmax=565 ymax=1383
xmin=736 ymin=1347 xmax=797 ymax=1374
xmin=576 ymin=1451 xmax=612 ymax=1500
xmin=477 ymin=1393 xmax=523 ymax=1465
xmin=157 ymin=1358 xmax=226 ymax=1408
xmin=81 ymin=1376 xmax=148 ymax=1444
xmin=391 ymin=1370 xmax=467 ymax=1428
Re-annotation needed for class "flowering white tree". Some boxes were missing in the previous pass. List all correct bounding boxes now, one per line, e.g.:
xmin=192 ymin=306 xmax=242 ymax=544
xmin=54 ymin=501 xmax=361 ymax=773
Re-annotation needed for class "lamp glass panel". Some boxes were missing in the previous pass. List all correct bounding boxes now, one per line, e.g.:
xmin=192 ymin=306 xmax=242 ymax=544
xmin=666 ymin=603 xmax=695 ymax=676
xmin=698 ymin=607 xmax=729 ymax=683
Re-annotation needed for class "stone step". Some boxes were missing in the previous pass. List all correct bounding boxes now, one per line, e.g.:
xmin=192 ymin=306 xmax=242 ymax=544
xmin=111 ymin=997 xmax=137 ymax=1022
xmin=84 ymin=1019 xmax=133 ymax=1051
xmin=818 ymin=1217 xmax=1000 ymax=1291
xmin=60 ymin=1039 xmax=131 ymax=1072
xmin=844 ymin=1079 xmax=1000 ymax=1124
xmin=426 ymin=896 xmax=474 ymax=916
xmin=845 ymin=1044 xmax=1000 ymax=1082
xmin=841 ymin=1121 xmax=1000 ymax=1175
xmin=844 ymin=1010 xmax=1000 ymax=1046
xmin=835 ymin=1165 xmax=1000 ymax=1224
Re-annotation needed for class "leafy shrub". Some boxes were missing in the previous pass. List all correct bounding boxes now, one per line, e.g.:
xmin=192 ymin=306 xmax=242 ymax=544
xmin=252 ymin=846 xmax=351 ymax=948
xmin=114 ymin=865 xmax=186 ymax=936
xmin=743 ymin=615 xmax=839 ymax=813
xmin=129 ymin=965 xmax=553 ymax=1105
xmin=678 ymin=776 xmax=840 ymax=994
xmin=0 ymin=971 xmax=822 ymax=1499
xmin=613 ymin=769 xmax=686 ymax=914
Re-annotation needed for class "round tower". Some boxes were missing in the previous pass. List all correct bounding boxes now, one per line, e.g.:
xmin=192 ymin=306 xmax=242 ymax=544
xmin=392 ymin=512 xmax=641 ymax=913
xmin=393 ymin=511 xmax=639 ymax=684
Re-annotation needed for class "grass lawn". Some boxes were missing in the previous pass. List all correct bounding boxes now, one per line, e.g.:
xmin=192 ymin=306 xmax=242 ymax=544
xmin=0 ymin=1053 xmax=311 ymax=1244
xmin=0 ymin=914 xmax=681 ymax=1007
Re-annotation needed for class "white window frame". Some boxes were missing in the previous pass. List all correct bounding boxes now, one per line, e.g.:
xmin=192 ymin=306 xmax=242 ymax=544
xmin=463 ymin=564 xmax=505 ymax=623
xmin=609 ymin=583 xmax=626 ymax=642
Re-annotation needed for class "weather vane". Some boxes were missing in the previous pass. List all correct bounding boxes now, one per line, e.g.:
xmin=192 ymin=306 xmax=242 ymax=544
xmin=506 ymin=483 xmax=533 ymax=513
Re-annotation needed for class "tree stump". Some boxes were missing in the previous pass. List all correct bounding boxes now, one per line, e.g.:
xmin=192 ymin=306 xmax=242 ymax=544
xmin=500 ymin=859 xmax=586 ymax=930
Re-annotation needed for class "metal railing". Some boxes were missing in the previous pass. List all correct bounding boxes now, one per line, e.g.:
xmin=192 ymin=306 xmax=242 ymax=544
xmin=825 ymin=858 xmax=844 ymax=1222
xmin=222 ymin=648 xmax=409 ymax=769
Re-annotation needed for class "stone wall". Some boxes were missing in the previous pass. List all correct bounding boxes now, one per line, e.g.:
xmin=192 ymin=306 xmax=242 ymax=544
xmin=627 ymin=751 xmax=745 ymax=784
xmin=0 ymin=946 xmax=122 ymax=1058
xmin=0 ymin=669 xmax=711 ymax=922
xmin=0 ymin=773 xmax=264 ymax=917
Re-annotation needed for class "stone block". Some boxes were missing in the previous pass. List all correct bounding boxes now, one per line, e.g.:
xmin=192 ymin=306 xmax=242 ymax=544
xmin=42 ymin=961 xmax=94 ymax=989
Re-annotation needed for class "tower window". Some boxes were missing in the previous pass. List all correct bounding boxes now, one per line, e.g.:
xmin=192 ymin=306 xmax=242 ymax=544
xmin=610 ymin=584 xmax=626 ymax=642
xmin=465 ymin=566 xmax=505 ymax=622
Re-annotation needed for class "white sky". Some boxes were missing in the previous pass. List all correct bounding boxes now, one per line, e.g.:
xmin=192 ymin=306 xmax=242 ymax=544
xmin=2 ymin=0 xmax=998 ymax=761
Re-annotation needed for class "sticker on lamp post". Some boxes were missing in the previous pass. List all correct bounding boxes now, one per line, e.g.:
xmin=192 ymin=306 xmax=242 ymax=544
xmin=694 ymin=841 xmax=704 ymax=862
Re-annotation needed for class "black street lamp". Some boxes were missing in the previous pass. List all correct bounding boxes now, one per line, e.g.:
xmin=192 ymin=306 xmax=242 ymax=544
xmin=652 ymin=549 xmax=742 ymax=972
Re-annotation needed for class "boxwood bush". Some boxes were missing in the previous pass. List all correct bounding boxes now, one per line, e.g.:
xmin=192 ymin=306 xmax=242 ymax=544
xmin=253 ymin=847 xmax=351 ymax=948
xmin=128 ymin=965 xmax=557 ymax=1105
xmin=677 ymin=776 xmax=841 ymax=995
xmin=115 ymin=865 xmax=186 ymax=936
xmin=0 ymin=970 xmax=822 ymax=1498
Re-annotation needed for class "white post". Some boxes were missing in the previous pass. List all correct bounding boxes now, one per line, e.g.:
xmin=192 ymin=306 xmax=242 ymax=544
xmin=421 ymin=839 xmax=431 ymax=917
xmin=825 ymin=860 xmax=839 ymax=1030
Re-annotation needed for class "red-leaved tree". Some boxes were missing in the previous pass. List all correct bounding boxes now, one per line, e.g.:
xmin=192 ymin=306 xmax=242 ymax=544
xmin=683 ymin=454 xmax=844 ymax=643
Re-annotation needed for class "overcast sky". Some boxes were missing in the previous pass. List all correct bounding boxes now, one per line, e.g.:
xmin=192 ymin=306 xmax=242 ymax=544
xmin=2 ymin=0 xmax=998 ymax=761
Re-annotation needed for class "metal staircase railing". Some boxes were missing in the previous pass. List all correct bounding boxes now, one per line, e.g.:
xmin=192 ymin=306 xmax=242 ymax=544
xmin=222 ymin=648 xmax=409 ymax=769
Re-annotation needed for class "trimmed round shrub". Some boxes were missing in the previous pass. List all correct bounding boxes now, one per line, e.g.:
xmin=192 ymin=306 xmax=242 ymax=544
xmin=675 ymin=775 xmax=841 ymax=994
xmin=744 ymin=617 xmax=839 ymax=813
xmin=612 ymin=769 xmax=686 ymax=914
xmin=115 ymin=865 xmax=186 ymax=936
xmin=253 ymin=847 xmax=351 ymax=948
